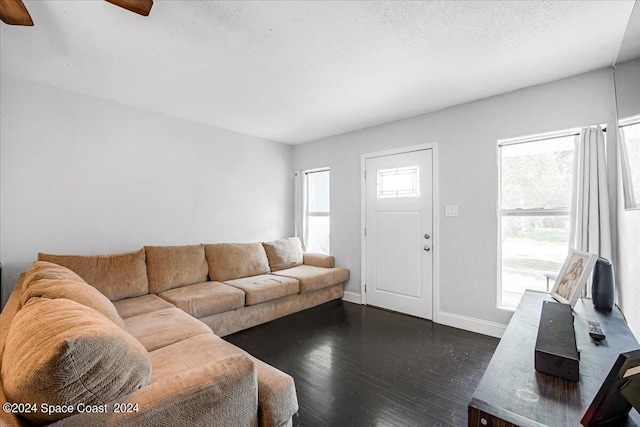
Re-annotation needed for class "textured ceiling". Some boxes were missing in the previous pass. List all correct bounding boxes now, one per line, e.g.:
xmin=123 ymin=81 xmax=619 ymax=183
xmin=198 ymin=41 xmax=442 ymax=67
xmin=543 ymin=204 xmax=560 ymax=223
xmin=1 ymin=1 xmax=636 ymax=144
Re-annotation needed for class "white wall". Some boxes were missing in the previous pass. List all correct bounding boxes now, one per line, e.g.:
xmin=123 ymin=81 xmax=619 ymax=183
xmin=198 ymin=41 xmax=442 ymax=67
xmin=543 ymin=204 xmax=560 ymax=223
xmin=0 ymin=74 xmax=293 ymax=307
xmin=2 ymin=64 xmax=636 ymax=336
xmin=293 ymin=67 xmax=619 ymax=335
xmin=615 ymin=58 xmax=640 ymax=338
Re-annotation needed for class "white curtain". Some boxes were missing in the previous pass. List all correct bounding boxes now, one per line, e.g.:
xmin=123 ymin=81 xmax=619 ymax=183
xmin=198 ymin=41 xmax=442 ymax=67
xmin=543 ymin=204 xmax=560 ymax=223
xmin=569 ymin=126 xmax=612 ymax=261
xmin=293 ymin=171 xmax=307 ymax=250
xmin=619 ymin=127 xmax=638 ymax=209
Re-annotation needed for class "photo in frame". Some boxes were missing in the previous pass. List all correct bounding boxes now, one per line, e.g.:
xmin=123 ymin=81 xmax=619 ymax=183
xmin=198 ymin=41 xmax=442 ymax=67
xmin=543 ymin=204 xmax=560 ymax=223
xmin=551 ymin=249 xmax=598 ymax=307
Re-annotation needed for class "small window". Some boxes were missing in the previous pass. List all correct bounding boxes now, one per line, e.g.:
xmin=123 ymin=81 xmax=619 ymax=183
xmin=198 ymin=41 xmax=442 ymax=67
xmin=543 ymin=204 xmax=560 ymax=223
xmin=498 ymin=131 xmax=576 ymax=309
xmin=619 ymin=116 xmax=640 ymax=210
xmin=305 ymin=169 xmax=330 ymax=254
xmin=377 ymin=165 xmax=419 ymax=198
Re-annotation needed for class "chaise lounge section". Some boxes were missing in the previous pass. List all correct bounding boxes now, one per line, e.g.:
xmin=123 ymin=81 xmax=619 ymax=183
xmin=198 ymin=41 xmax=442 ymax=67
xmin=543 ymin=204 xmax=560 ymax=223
xmin=0 ymin=237 xmax=349 ymax=427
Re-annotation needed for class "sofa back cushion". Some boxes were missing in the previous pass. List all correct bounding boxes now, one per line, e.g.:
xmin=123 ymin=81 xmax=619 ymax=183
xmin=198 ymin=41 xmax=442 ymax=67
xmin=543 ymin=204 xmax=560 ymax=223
xmin=21 ymin=277 xmax=127 ymax=330
xmin=1 ymin=297 xmax=151 ymax=425
xmin=204 ymin=243 xmax=270 ymax=281
xmin=38 ymin=249 xmax=149 ymax=301
xmin=24 ymin=260 xmax=87 ymax=286
xmin=262 ymin=238 xmax=304 ymax=272
xmin=145 ymin=245 xmax=209 ymax=294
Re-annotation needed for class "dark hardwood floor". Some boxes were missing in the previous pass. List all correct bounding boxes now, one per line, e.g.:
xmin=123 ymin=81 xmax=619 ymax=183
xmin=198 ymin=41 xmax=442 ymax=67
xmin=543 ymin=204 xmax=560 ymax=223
xmin=225 ymin=301 xmax=499 ymax=427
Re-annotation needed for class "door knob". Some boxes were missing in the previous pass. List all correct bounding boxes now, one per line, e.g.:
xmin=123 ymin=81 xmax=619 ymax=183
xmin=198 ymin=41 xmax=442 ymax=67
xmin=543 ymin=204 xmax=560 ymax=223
xmin=424 ymin=233 xmax=430 ymax=239
xmin=424 ymin=246 xmax=431 ymax=252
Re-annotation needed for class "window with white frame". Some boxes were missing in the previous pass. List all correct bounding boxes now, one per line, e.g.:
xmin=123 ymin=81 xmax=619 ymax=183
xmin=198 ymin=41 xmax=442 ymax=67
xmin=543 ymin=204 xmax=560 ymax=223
xmin=498 ymin=131 xmax=577 ymax=309
xmin=304 ymin=169 xmax=330 ymax=254
xmin=619 ymin=115 xmax=640 ymax=210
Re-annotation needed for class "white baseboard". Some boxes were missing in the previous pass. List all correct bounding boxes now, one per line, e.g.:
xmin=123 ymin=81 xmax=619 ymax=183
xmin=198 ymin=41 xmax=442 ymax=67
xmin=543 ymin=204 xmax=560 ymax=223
xmin=342 ymin=291 xmax=362 ymax=304
xmin=340 ymin=294 xmax=505 ymax=338
xmin=437 ymin=311 xmax=506 ymax=338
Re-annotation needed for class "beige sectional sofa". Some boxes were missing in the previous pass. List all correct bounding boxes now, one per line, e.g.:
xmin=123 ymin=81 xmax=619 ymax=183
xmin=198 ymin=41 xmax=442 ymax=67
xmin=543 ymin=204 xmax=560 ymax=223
xmin=0 ymin=238 xmax=349 ymax=427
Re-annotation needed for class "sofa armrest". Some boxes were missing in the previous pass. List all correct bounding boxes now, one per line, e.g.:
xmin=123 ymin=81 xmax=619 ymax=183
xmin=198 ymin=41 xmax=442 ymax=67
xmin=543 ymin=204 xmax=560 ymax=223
xmin=302 ymin=253 xmax=335 ymax=268
xmin=0 ymin=382 xmax=28 ymax=427
xmin=55 ymin=354 xmax=258 ymax=427
xmin=249 ymin=357 xmax=298 ymax=427
xmin=1 ymin=275 xmax=34 ymax=427
xmin=1 ymin=274 xmax=25 ymax=358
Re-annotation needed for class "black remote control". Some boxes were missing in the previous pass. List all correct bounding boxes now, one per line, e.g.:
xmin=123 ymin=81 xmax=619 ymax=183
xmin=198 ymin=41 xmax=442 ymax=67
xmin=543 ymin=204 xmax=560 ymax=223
xmin=587 ymin=320 xmax=605 ymax=341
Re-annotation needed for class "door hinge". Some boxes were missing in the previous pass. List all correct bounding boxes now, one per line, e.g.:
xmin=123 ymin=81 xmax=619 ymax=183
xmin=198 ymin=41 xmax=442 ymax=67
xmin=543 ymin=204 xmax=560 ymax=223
xmin=364 ymin=227 xmax=367 ymax=236
xmin=365 ymin=284 xmax=367 ymax=292
xmin=364 ymin=170 xmax=367 ymax=179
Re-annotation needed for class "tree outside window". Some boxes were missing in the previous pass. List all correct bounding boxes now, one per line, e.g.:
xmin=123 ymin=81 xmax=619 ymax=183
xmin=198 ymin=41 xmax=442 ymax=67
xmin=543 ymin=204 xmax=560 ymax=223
xmin=499 ymin=133 xmax=576 ymax=309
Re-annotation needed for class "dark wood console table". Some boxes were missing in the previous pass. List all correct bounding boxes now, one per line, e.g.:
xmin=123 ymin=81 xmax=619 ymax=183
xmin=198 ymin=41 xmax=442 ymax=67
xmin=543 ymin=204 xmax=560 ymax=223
xmin=469 ymin=290 xmax=640 ymax=426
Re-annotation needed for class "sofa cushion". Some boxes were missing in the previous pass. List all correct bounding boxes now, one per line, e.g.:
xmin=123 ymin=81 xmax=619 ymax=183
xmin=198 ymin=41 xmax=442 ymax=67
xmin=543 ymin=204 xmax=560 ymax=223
xmin=124 ymin=307 xmax=212 ymax=352
xmin=113 ymin=294 xmax=175 ymax=319
xmin=272 ymin=265 xmax=349 ymax=293
xmin=223 ymin=275 xmax=300 ymax=306
xmin=148 ymin=334 xmax=243 ymax=384
xmin=1 ymin=298 xmax=151 ymax=425
xmin=204 ymin=242 xmax=271 ymax=281
xmin=23 ymin=260 xmax=87 ymax=289
xmin=38 ymin=249 xmax=149 ymax=301
xmin=21 ymin=279 xmax=126 ymax=329
xmin=144 ymin=244 xmax=209 ymax=294
xmin=149 ymin=334 xmax=298 ymax=427
xmin=262 ymin=238 xmax=303 ymax=272
xmin=46 ymin=354 xmax=258 ymax=427
xmin=158 ymin=281 xmax=245 ymax=318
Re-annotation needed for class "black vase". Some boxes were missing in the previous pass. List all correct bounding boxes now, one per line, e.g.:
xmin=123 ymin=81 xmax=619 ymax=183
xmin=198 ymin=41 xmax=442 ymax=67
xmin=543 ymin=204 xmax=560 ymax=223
xmin=592 ymin=257 xmax=615 ymax=311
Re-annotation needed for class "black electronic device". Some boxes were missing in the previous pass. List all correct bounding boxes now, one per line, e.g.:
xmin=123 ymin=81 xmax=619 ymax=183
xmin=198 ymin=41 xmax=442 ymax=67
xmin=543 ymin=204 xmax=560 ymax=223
xmin=535 ymin=300 xmax=580 ymax=382
xmin=588 ymin=320 xmax=606 ymax=341
xmin=581 ymin=349 xmax=640 ymax=425
xmin=592 ymin=257 xmax=615 ymax=311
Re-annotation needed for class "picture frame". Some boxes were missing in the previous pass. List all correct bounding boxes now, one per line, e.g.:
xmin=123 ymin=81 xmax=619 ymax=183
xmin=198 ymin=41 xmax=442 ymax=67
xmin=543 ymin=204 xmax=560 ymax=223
xmin=551 ymin=249 xmax=598 ymax=308
xmin=581 ymin=349 xmax=640 ymax=425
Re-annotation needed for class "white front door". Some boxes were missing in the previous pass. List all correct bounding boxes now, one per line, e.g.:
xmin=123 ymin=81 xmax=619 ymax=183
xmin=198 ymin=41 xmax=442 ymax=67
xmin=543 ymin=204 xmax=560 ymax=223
xmin=365 ymin=149 xmax=433 ymax=319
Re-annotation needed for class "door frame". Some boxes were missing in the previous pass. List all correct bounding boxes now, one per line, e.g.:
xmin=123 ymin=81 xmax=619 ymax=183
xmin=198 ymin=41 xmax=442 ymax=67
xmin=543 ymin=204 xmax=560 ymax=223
xmin=360 ymin=143 xmax=440 ymax=323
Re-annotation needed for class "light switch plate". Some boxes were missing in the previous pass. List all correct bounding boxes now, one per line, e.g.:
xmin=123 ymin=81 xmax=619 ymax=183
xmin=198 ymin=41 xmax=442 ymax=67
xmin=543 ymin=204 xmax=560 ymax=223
xmin=445 ymin=205 xmax=459 ymax=217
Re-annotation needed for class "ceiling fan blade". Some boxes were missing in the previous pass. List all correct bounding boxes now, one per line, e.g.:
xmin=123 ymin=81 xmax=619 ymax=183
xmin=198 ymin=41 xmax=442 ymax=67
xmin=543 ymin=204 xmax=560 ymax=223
xmin=105 ymin=0 xmax=153 ymax=17
xmin=0 ymin=0 xmax=34 ymax=26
